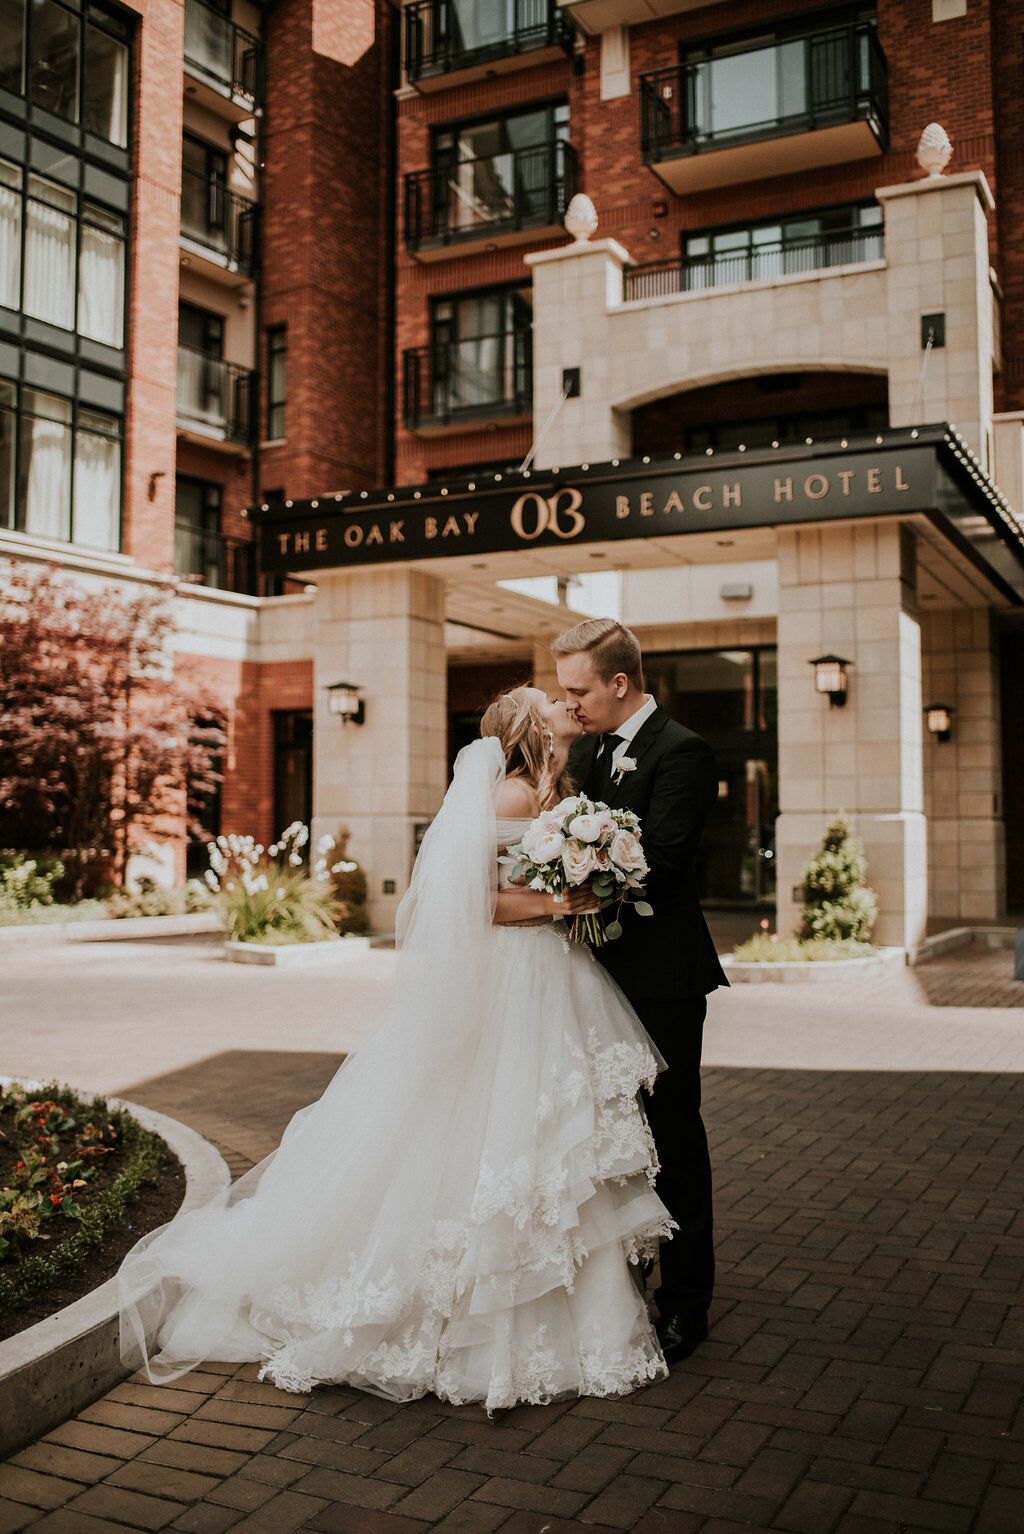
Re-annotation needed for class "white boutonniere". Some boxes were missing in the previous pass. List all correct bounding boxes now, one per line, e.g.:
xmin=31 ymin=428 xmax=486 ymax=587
xmin=614 ymin=755 xmax=637 ymax=785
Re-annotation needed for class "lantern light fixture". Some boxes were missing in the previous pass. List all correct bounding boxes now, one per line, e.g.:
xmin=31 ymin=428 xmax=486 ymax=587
xmin=925 ymin=704 xmax=955 ymax=742
xmin=810 ymin=654 xmax=852 ymax=708
xmin=327 ymin=681 xmax=366 ymax=726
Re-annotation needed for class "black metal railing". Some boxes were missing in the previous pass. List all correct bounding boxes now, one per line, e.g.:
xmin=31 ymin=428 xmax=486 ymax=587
xmin=176 ymin=344 xmax=256 ymax=444
xmin=640 ymin=20 xmax=888 ymax=165
xmin=404 ymin=0 xmax=573 ymax=82
xmin=403 ymin=333 xmax=532 ymax=428
xmin=624 ymin=225 xmax=885 ymax=301
xmin=174 ymin=522 xmax=258 ymax=594
xmin=405 ymin=140 xmax=577 ymax=252
xmin=183 ymin=0 xmax=263 ymax=105
xmin=180 ymin=167 xmax=259 ymax=273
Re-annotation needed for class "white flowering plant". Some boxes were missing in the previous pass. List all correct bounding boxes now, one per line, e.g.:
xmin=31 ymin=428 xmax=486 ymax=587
xmin=204 ymin=823 xmax=358 ymax=945
xmin=499 ymin=794 xmax=653 ymax=948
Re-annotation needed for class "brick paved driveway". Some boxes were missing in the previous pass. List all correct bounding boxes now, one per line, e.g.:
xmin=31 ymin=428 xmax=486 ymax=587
xmin=2 ymin=1054 xmax=1022 ymax=1534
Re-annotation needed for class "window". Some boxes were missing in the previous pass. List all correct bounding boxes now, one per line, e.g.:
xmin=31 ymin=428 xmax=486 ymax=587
xmin=175 ymin=475 xmax=222 ymax=585
xmin=0 ymin=382 xmax=120 ymax=548
xmin=431 ymin=103 xmax=568 ymax=233
xmin=430 ymin=287 xmax=532 ymax=414
xmin=267 ymin=325 xmax=286 ymax=439
xmin=682 ymin=202 xmax=882 ymax=290
xmin=178 ymin=301 xmax=225 ymax=425
xmin=1 ymin=160 xmax=126 ymax=344
xmin=4 ymin=0 xmax=130 ymax=146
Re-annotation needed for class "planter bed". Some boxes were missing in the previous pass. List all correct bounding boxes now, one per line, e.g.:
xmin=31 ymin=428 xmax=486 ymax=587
xmin=225 ymin=935 xmax=373 ymax=966
xmin=722 ymin=947 xmax=906 ymax=984
xmin=0 ymin=1087 xmax=229 ymax=1459
xmin=0 ymin=911 xmax=223 ymax=945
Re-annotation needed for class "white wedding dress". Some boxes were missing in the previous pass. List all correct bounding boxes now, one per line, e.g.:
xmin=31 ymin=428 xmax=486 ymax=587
xmin=119 ymin=738 xmax=675 ymax=1411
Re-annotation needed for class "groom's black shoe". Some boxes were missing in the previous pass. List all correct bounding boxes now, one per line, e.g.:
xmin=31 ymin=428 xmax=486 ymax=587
xmin=656 ymin=1311 xmax=709 ymax=1365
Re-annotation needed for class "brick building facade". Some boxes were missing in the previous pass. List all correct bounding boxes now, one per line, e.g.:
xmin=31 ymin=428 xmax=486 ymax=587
xmin=2 ymin=0 xmax=1023 ymax=931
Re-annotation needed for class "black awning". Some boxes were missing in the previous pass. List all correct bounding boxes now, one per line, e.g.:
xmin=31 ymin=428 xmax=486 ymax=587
xmin=250 ymin=424 xmax=1024 ymax=605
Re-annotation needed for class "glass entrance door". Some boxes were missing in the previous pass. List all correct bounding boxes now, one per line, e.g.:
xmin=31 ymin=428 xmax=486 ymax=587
xmin=645 ymin=647 xmax=778 ymax=908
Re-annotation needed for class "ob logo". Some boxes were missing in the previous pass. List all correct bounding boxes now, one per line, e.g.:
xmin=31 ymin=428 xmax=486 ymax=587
xmin=509 ymin=488 xmax=585 ymax=542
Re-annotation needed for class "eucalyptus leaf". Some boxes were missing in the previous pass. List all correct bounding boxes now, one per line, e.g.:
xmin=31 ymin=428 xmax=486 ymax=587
xmin=633 ymin=901 xmax=654 ymax=917
xmin=603 ymin=920 xmax=623 ymax=940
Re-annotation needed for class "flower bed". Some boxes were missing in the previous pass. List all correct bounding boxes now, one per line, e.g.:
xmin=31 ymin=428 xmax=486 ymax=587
xmin=0 ymin=1082 xmax=184 ymax=1342
xmin=732 ymin=935 xmax=877 ymax=963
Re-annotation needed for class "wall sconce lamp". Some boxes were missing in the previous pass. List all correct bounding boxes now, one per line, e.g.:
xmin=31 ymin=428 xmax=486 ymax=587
xmin=925 ymin=704 xmax=954 ymax=742
xmin=810 ymin=654 xmax=851 ymax=708
xmin=326 ymin=681 xmax=365 ymax=726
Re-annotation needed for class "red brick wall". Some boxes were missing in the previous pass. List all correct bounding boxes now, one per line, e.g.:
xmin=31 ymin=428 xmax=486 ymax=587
xmin=394 ymin=0 xmax=1005 ymax=481
xmin=259 ymin=0 xmax=392 ymax=501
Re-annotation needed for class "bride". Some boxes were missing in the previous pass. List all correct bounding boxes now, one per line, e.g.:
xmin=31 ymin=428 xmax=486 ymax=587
xmin=119 ymin=686 xmax=675 ymax=1411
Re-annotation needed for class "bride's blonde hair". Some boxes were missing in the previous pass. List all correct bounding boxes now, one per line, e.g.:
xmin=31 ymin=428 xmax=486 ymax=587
xmin=480 ymin=686 xmax=572 ymax=811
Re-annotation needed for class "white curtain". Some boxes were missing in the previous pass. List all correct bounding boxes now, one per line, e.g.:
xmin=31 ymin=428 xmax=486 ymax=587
xmin=89 ymin=29 xmax=128 ymax=147
xmin=73 ymin=426 xmax=120 ymax=550
xmin=79 ymin=220 xmax=123 ymax=345
xmin=23 ymin=409 xmax=71 ymax=540
xmin=25 ymin=189 xmax=75 ymax=330
xmin=0 ymin=163 xmax=20 ymax=310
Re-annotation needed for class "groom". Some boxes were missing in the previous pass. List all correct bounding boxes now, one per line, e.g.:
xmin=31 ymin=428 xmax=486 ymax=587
xmin=553 ymin=617 xmax=727 ymax=1363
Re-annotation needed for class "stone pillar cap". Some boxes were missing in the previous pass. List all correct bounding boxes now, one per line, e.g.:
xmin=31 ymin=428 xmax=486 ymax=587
xmin=525 ymin=237 xmax=632 ymax=269
xmin=875 ymin=168 xmax=994 ymax=211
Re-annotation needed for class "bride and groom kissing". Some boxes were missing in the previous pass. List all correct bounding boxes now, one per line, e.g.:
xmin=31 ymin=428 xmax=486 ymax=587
xmin=119 ymin=617 xmax=727 ymax=1411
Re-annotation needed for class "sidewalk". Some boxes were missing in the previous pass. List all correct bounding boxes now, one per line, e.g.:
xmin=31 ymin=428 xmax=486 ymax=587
xmin=0 ymin=938 xmax=1021 ymax=1532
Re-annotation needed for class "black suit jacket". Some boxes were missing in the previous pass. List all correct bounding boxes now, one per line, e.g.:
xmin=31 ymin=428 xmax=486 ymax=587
xmin=570 ymin=706 xmax=728 ymax=1004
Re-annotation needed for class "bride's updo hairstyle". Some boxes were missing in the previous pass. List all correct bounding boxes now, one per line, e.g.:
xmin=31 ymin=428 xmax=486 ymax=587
xmin=480 ymin=686 xmax=570 ymax=811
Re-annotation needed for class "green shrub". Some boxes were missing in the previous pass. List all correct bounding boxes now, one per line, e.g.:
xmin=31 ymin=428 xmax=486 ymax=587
xmin=798 ymin=817 xmax=878 ymax=943
xmin=207 ymin=825 xmax=347 ymax=945
xmin=329 ymin=828 xmax=370 ymax=936
xmin=0 ymin=853 xmax=64 ymax=912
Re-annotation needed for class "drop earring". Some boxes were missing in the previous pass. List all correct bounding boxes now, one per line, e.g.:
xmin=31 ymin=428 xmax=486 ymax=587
xmin=546 ymin=729 xmax=555 ymax=757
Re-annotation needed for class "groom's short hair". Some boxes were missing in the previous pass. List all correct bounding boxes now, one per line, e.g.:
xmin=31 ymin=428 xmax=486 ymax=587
xmin=552 ymin=618 xmax=644 ymax=689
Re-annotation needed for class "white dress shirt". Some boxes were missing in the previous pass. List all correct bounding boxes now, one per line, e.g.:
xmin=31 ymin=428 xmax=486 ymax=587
xmin=598 ymin=694 xmax=658 ymax=775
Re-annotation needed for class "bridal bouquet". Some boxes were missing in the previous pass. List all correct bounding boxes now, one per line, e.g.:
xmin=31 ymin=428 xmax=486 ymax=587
xmin=500 ymin=795 xmax=653 ymax=948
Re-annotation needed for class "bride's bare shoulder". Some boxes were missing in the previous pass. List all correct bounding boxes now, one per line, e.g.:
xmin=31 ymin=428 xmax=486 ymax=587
xmin=496 ymin=776 xmax=540 ymax=819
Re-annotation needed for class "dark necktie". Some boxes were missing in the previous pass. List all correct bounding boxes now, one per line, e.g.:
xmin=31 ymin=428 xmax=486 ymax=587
xmin=594 ymin=733 xmax=623 ymax=800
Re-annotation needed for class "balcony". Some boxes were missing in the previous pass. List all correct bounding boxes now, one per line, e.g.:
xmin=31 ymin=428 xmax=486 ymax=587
xmin=639 ymin=21 xmax=888 ymax=194
xmin=557 ymin=0 xmax=718 ymax=35
xmin=623 ymin=224 xmax=885 ymax=302
xmin=405 ymin=141 xmax=577 ymax=261
xmin=176 ymin=344 xmax=256 ymax=452
xmin=404 ymin=0 xmax=574 ymax=89
xmin=174 ymin=522 xmax=258 ymax=595
xmin=183 ymin=0 xmax=263 ymax=120
xmin=179 ymin=167 xmax=259 ymax=285
xmin=403 ymin=334 xmax=532 ymax=433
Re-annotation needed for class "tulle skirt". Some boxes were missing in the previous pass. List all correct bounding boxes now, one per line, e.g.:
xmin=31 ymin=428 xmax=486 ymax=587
xmin=119 ymin=923 xmax=675 ymax=1412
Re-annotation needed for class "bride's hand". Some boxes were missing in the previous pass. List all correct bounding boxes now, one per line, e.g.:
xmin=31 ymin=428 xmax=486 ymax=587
xmin=554 ymin=884 xmax=602 ymax=917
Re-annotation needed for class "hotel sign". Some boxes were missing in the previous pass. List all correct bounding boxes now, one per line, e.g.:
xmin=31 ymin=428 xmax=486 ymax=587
xmin=257 ymin=445 xmax=938 ymax=574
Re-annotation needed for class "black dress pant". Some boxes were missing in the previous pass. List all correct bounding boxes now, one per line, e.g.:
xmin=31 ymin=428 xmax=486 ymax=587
xmin=634 ymin=994 xmax=714 ymax=1319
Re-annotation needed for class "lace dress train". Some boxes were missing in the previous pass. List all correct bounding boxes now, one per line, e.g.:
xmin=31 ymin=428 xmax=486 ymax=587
xmin=119 ymin=794 xmax=675 ymax=1411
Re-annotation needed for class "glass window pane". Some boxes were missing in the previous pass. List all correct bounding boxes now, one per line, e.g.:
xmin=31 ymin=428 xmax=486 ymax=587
xmin=0 ymin=380 xmax=14 ymax=528
xmin=0 ymin=161 xmax=22 ymax=310
xmin=83 ymin=23 xmax=128 ymax=146
xmin=30 ymin=0 xmax=80 ymax=121
xmin=73 ymin=415 xmax=120 ymax=550
xmin=79 ymin=209 xmax=124 ymax=344
xmin=19 ymin=389 xmax=71 ymax=540
xmin=0 ymin=0 xmax=26 ymax=94
xmin=24 ymin=176 xmax=75 ymax=329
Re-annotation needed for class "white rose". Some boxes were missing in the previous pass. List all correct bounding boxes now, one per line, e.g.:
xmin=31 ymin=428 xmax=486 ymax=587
xmin=522 ymin=824 xmax=565 ymax=864
xmin=568 ymin=813 xmax=607 ymax=844
xmin=562 ymin=841 xmax=596 ymax=885
xmin=609 ymin=829 xmax=647 ymax=877
xmin=552 ymin=795 xmax=584 ymax=818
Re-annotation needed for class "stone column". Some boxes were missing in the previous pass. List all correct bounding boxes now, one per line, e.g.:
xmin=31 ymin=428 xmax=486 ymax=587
xmin=921 ymin=609 xmax=1004 ymax=920
xmin=775 ymin=521 xmax=927 ymax=952
xmin=311 ymin=567 xmax=447 ymax=930
xmin=878 ymin=169 xmax=995 ymax=468
xmin=525 ymin=239 xmax=633 ymax=470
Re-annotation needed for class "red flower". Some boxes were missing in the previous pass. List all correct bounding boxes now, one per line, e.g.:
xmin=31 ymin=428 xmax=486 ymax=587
xmin=15 ymin=1160 xmax=24 ymax=1170
xmin=49 ymin=1194 xmax=63 ymax=1207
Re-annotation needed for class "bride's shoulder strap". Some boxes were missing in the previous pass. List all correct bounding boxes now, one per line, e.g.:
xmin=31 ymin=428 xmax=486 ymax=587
xmin=495 ymin=775 xmax=539 ymax=819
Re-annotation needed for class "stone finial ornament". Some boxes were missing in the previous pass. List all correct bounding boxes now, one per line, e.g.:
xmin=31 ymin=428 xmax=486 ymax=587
xmin=564 ymin=193 xmax=598 ymax=242
xmin=916 ymin=123 xmax=953 ymax=177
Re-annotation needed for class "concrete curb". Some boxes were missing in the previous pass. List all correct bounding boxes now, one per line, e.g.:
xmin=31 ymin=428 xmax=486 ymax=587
xmin=910 ymin=925 xmax=1019 ymax=964
xmin=223 ymin=935 xmax=373 ymax=966
xmin=0 ymin=1088 xmax=230 ymax=1460
xmin=0 ymin=912 xmax=223 ymax=946
xmin=722 ymin=947 xmax=907 ymax=984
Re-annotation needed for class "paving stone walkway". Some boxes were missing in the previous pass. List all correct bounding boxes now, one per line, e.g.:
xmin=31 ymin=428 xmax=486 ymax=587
xmin=2 ymin=1053 xmax=1022 ymax=1534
